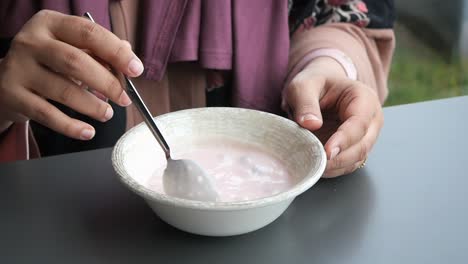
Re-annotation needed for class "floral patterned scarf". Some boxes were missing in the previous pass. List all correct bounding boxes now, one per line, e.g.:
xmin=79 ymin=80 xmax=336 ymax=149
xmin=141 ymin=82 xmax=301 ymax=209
xmin=289 ymin=0 xmax=395 ymax=34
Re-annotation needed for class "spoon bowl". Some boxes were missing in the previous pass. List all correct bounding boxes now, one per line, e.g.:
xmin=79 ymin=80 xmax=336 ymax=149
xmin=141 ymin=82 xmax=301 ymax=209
xmin=163 ymin=159 xmax=219 ymax=201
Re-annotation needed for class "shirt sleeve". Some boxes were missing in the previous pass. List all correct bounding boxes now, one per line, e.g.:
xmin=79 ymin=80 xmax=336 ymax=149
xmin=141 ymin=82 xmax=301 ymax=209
xmin=287 ymin=0 xmax=396 ymax=103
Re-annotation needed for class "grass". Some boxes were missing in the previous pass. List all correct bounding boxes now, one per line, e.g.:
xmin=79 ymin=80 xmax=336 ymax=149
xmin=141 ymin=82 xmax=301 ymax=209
xmin=385 ymin=23 xmax=468 ymax=106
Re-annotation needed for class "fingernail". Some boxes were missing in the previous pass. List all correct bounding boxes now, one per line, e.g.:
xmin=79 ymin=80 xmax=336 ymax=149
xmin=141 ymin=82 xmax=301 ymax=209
xmin=80 ymin=128 xmax=95 ymax=140
xmin=103 ymin=106 xmax=114 ymax=121
xmin=300 ymin=114 xmax=320 ymax=123
xmin=330 ymin=147 xmax=340 ymax=160
xmin=128 ymin=58 xmax=143 ymax=76
xmin=119 ymin=91 xmax=132 ymax=106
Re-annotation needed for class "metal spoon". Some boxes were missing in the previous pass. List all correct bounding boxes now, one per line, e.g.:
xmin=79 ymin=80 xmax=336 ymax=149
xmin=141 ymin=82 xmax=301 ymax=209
xmin=83 ymin=12 xmax=219 ymax=202
xmin=122 ymin=78 xmax=219 ymax=202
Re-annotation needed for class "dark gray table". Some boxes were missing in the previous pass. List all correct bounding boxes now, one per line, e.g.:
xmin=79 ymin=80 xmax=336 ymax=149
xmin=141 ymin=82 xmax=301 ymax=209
xmin=1 ymin=96 xmax=467 ymax=263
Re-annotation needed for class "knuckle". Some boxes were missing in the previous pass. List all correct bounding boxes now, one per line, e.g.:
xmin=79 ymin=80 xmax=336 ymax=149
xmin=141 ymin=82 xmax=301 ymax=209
xmin=32 ymin=10 xmax=55 ymax=26
xmin=11 ymin=32 xmax=34 ymax=50
xmin=61 ymin=119 xmax=76 ymax=136
xmin=336 ymin=118 xmax=367 ymax=148
xmin=13 ymin=11 xmax=56 ymax=51
xmin=288 ymin=76 xmax=323 ymax=95
xmin=339 ymin=87 xmax=359 ymax=108
xmin=79 ymin=22 xmax=99 ymax=43
xmin=103 ymin=77 xmax=121 ymax=99
xmin=331 ymin=155 xmax=344 ymax=170
xmin=288 ymin=78 xmax=305 ymax=93
xmin=334 ymin=130 xmax=350 ymax=148
xmin=11 ymin=34 xmax=47 ymax=57
xmin=33 ymin=104 xmax=54 ymax=125
xmin=111 ymin=42 xmax=128 ymax=63
xmin=286 ymin=80 xmax=302 ymax=102
xmin=30 ymin=10 xmax=57 ymax=32
xmin=35 ymin=9 xmax=55 ymax=21
xmin=63 ymin=50 xmax=83 ymax=73
xmin=58 ymin=83 xmax=76 ymax=104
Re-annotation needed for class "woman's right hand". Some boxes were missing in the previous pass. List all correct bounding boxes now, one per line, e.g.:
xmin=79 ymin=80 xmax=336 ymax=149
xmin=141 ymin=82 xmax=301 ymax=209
xmin=0 ymin=10 xmax=144 ymax=139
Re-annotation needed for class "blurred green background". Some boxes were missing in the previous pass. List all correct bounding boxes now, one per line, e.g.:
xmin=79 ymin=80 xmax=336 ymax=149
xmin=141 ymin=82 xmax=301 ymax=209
xmin=387 ymin=22 xmax=468 ymax=106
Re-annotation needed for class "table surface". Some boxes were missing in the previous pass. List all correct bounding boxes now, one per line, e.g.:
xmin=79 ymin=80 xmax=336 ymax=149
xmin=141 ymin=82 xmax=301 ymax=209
xmin=1 ymin=96 xmax=467 ymax=264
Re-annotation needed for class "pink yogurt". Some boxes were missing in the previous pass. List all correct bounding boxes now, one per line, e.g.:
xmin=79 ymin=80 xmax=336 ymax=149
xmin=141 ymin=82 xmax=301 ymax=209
xmin=146 ymin=138 xmax=297 ymax=202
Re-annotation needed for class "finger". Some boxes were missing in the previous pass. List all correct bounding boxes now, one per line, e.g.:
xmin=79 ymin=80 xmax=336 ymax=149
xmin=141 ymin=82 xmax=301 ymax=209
xmin=49 ymin=12 xmax=143 ymax=77
xmin=81 ymin=49 xmax=110 ymax=101
xmin=36 ymin=39 xmax=131 ymax=107
xmin=16 ymin=90 xmax=95 ymax=140
xmin=323 ymin=79 xmax=380 ymax=159
xmin=323 ymin=160 xmax=363 ymax=178
xmin=89 ymin=89 xmax=108 ymax=101
xmin=324 ymin=115 xmax=373 ymax=160
xmin=286 ymin=75 xmax=325 ymax=131
xmin=325 ymin=112 xmax=382 ymax=171
xmin=30 ymin=65 xmax=114 ymax=122
xmin=322 ymin=78 xmax=379 ymax=122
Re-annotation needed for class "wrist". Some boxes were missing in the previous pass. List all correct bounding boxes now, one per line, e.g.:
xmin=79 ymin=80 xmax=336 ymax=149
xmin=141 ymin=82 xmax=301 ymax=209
xmin=302 ymin=56 xmax=348 ymax=79
xmin=292 ymin=48 xmax=358 ymax=82
xmin=281 ymin=49 xmax=357 ymax=114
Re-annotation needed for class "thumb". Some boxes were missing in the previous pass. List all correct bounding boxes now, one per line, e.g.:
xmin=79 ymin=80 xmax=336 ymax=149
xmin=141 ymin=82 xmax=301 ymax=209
xmin=286 ymin=75 xmax=325 ymax=131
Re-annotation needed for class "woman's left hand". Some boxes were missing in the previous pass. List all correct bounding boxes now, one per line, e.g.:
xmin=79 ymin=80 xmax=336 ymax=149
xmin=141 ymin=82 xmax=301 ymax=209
xmin=284 ymin=57 xmax=384 ymax=177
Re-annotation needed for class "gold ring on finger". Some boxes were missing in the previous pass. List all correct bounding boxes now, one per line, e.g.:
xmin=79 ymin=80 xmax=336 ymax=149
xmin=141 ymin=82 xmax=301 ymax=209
xmin=358 ymin=157 xmax=367 ymax=169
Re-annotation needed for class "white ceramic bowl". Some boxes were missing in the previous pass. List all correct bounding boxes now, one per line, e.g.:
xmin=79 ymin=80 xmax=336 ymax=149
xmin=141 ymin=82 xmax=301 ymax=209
xmin=112 ymin=107 xmax=326 ymax=236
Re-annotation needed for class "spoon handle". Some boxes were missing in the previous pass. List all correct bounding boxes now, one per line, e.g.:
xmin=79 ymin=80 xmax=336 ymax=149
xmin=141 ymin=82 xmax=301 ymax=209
xmin=123 ymin=77 xmax=171 ymax=158
xmin=83 ymin=12 xmax=171 ymax=159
